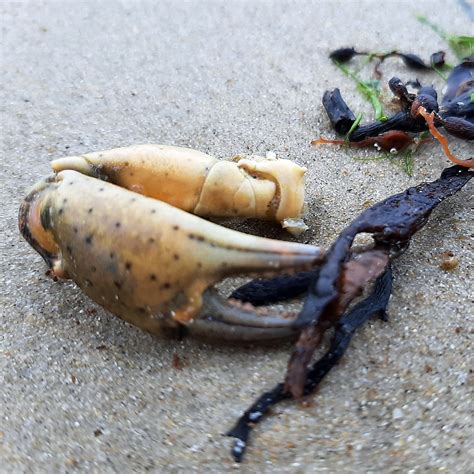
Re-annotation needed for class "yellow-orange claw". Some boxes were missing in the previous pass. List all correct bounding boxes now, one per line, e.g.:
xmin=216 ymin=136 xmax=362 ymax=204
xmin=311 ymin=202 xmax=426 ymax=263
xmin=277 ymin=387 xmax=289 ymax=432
xmin=50 ymin=144 xmax=308 ymax=234
xmin=19 ymin=171 xmax=321 ymax=341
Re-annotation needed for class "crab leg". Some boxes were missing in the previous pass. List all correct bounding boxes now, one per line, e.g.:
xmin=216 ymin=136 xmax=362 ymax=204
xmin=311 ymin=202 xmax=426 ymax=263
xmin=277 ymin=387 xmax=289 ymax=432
xmin=19 ymin=170 xmax=321 ymax=339
xmin=50 ymin=144 xmax=308 ymax=235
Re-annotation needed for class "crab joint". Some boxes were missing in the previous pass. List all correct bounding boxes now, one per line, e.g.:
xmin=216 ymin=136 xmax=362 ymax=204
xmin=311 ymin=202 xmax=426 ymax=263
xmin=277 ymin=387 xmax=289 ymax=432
xmin=51 ymin=144 xmax=309 ymax=235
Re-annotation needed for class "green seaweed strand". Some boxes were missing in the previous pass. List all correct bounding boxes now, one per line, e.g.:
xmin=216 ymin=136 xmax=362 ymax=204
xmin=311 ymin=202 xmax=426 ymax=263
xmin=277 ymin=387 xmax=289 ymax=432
xmin=333 ymin=60 xmax=388 ymax=121
xmin=416 ymin=16 xmax=474 ymax=60
xmin=344 ymin=112 xmax=363 ymax=143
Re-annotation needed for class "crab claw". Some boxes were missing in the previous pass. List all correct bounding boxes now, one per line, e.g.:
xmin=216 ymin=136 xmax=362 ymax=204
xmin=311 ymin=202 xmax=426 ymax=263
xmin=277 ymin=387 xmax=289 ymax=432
xmin=19 ymin=170 xmax=321 ymax=340
xmin=50 ymin=144 xmax=308 ymax=235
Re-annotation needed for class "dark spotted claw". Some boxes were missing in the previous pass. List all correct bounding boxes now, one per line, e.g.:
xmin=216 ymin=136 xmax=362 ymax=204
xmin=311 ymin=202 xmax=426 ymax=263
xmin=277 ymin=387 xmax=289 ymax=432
xmin=19 ymin=170 xmax=324 ymax=342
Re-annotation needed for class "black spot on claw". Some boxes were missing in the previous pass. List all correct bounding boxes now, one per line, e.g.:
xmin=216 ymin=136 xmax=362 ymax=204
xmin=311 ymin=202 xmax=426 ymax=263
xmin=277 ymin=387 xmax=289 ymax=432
xmin=150 ymin=274 xmax=157 ymax=281
xmin=40 ymin=206 xmax=53 ymax=230
xmin=188 ymin=233 xmax=204 ymax=241
xmin=85 ymin=235 xmax=93 ymax=245
xmin=88 ymin=208 xmax=93 ymax=214
xmin=125 ymin=261 xmax=132 ymax=270
xmin=115 ymin=222 xmax=121 ymax=228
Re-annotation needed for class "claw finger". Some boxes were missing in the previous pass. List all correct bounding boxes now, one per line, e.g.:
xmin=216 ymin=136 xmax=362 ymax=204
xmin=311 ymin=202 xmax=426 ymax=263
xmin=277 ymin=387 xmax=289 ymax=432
xmin=51 ymin=144 xmax=308 ymax=233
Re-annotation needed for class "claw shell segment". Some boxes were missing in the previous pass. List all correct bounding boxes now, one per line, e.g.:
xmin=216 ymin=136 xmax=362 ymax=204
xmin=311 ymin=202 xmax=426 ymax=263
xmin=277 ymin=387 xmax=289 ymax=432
xmin=19 ymin=171 xmax=320 ymax=336
xmin=51 ymin=144 xmax=308 ymax=233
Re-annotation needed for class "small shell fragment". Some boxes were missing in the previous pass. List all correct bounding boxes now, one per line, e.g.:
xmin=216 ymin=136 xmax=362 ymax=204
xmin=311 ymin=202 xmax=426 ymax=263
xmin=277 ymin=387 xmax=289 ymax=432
xmin=281 ymin=218 xmax=309 ymax=236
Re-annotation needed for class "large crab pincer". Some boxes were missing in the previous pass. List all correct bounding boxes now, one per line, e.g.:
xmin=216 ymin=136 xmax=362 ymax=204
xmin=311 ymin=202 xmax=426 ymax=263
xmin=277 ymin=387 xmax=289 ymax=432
xmin=19 ymin=147 xmax=317 ymax=341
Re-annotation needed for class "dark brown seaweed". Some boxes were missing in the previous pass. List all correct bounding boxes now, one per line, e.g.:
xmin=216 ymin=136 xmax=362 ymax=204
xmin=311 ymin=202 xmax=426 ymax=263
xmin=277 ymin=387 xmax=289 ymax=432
xmin=349 ymin=110 xmax=426 ymax=141
xmin=328 ymin=47 xmax=447 ymax=75
xmin=410 ymin=86 xmax=439 ymax=117
xmin=398 ymin=53 xmax=431 ymax=70
xmin=441 ymin=56 xmax=473 ymax=105
xmin=388 ymin=77 xmax=415 ymax=108
xmin=230 ymin=270 xmax=316 ymax=306
xmin=329 ymin=47 xmax=358 ymax=63
xmin=322 ymin=88 xmax=356 ymax=134
xmin=416 ymin=108 xmax=474 ymax=167
xmin=313 ymin=130 xmax=416 ymax=152
xmin=441 ymin=116 xmax=474 ymax=140
xmin=440 ymin=90 xmax=474 ymax=120
xmin=322 ymin=57 xmax=473 ymax=148
xmin=232 ymin=166 xmax=472 ymax=306
xmin=286 ymin=165 xmax=472 ymax=398
xmin=227 ymin=267 xmax=393 ymax=462
xmin=430 ymin=50 xmax=446 ymax=68
xmin=228 ymin=166 xmax=471 ymax=462
xmin=440 ymin=57 xmax=473 ymax=120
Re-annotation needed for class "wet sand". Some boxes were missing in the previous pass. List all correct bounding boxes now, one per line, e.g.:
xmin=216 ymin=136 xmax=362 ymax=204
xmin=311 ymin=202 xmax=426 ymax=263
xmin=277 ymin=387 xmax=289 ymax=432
xmin=1 ymin=1 xmax=472 ymax=471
